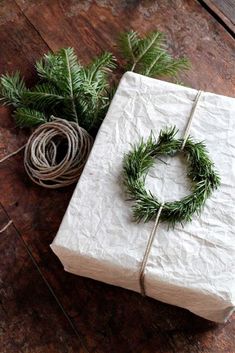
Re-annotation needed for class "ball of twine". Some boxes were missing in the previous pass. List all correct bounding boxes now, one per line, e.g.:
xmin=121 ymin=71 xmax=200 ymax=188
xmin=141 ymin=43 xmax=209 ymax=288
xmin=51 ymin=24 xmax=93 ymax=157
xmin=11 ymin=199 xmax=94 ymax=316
xmin=24 ymin=117 xmax=93 ymax=188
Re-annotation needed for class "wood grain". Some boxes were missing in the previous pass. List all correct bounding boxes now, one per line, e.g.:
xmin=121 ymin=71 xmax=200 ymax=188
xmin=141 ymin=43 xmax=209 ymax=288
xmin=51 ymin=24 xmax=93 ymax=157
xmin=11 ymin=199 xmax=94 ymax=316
xmin=0 ymin=1 xmax=235 ymax=352
xmin=12 ymin=0 xmax=235 ymax=95
xmin=0 ymin=0 xmax=50 ymax=82
xmin=0 ymin=205 xmax=86 ymax=353
xmin=201 ymin=0 xmax=235 ymax=33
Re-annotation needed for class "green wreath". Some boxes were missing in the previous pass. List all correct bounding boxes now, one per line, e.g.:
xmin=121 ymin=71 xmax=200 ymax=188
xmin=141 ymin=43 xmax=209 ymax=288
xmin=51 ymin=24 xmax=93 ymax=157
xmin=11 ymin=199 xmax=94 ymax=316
xmin=123 ymin=126 xmax=220 ymax=226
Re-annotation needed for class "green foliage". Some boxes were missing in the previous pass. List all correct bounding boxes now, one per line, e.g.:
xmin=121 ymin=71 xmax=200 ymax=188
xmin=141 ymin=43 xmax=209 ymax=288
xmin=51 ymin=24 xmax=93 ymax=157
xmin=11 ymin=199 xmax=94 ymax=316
xmin=119 ymin=30 xmax=189 ymax=77
xmin=14 ymin=108 xmax=46 ymax=127
xmin=0 ymin=71 xmax=27 ymax=107
xmin=36 ymin=51 xmax=63 ymax=82
xmin=0 ymin=30 xmax=190 ymax=131
xmin=36 ymin=48 xmax=81 ymax=93
xmin=77 ymin=52 xmax=117 ymax=130
xmin=36 ymin=48 xmax=82 ymax=122
xmin=34 ymin=49 xmax=116 ymax=129
xmin=22 ymin=83 xmax=64 ymax=110
xmin=123 ymin=126 xmax=220 ymax=226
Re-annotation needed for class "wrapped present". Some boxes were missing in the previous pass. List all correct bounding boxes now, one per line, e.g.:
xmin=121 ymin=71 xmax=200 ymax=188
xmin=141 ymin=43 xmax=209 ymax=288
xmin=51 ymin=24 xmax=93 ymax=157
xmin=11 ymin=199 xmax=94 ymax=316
xmin=51 ymin=72 xmax=235 ymax=322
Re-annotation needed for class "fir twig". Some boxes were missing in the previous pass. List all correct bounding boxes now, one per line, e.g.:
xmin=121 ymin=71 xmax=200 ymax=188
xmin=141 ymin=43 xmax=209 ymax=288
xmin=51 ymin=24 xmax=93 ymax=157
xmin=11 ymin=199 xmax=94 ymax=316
xmin=14 ymin=108 xmax=47 ymax=127
xmin=0 ymin=71 xmax=27 ymax=107
xmin=22 ymin=83 xmax=65 ymax=110
xmin=36 ymin=48 xmax=82 ymax=123
xmin=0 ymin=31 xmax=190 ymax=131
xmin=119 ymin=30 xmax=189 ymax=78
xmin=78 ymin=52 xmax=116 ymax=130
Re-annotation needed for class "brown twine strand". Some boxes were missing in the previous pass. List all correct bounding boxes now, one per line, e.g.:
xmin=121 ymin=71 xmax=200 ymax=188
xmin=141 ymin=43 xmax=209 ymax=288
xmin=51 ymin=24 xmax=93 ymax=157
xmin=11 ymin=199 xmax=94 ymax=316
xmin=139 ymin=204 xmax=164 ymax=296
xmin=0 ymin=144 xmax=26 ymax=164
xmin=0 ymin=220 xmax=13 ymax=234
xmin=139 ymin=89 xmax=204 ymax=296
xmin=24 ymin=118 xmax=93 ymax=188
xmin=0 ymin=118 xmax=93 ymax=188
xmin=181 ymin=90 xmax=203 ymax=150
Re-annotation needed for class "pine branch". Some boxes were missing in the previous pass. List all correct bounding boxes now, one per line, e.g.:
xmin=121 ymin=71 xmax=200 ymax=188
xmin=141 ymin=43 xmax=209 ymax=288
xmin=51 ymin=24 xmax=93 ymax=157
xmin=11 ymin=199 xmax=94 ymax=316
xmin=79 ymin=52 xmax=116 ymax=100
xmin=119 ymin=30 xmax=164 ymax=71
xmin=36 ymin=52 xmax=62 ymax=83
xmin=14 ymin=107 xmax=47 ymax=127
xmin=132 ymin=31 xmax=164 ymax=71
xmin=35 ymin=50 xmax=116 ymax=130
xmin=119 ymin=30 xmax=140 ymax=66
xmin=82 ymin=52 xmax=116 ymax=83
xmin=77 ymin=52 xmax=116 ymax=130
xmin=91 ymin=83 xmax=118 ymax=129
xmin=36 ymin=48 xmax=82 ymax=122
xmin=144 ymin=55 xmax=189 ymax=77
xmin=119 ymin=30 xmax=189 ymax=78
xmin=0 ymin=71 xmax=27 ymax=107
xmin=22 ymin=83 xmax=65 ymax=110
xmin=1 ymin=34 xmax=190 ymax=133
xmin=62 ymin=48 xmax=80 ymax=122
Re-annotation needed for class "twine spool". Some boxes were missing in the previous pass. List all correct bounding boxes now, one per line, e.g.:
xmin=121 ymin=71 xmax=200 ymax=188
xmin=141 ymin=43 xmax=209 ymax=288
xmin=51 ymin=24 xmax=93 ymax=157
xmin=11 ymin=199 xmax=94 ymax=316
xmin=24 ymin=118 xmax=93 ymax=188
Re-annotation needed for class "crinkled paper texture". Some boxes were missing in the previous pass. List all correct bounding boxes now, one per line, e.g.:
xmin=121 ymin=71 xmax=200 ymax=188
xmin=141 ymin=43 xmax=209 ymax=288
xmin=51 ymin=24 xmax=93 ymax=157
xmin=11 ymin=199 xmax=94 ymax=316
xmin=51 ymin=72 xmax=235 ymax=322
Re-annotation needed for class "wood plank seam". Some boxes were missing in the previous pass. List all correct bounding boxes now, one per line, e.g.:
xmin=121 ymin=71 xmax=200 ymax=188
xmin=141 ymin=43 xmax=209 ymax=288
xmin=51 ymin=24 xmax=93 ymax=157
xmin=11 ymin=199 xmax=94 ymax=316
xmin=209 ymin=1 xmax=235 ymax=25
xmin=14 ymin=0 xmax=53 ymax=52
xmin=196 ymin=0 xmax=235 ymax=38
xmin=0 ymin=201 xmax=91 ymax=353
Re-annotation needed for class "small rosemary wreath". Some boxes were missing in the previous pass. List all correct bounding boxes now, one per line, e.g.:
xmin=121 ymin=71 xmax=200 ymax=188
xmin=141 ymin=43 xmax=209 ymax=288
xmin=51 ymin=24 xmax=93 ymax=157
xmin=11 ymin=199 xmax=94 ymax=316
xmin=123 ymin=127 xmax=220 ymax=226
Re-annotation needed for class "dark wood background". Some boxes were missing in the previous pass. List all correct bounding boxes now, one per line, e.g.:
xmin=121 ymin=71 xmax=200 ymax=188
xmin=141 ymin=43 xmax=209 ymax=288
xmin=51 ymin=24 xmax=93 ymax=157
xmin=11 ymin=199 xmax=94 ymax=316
xmin=0 ymin=1 xmax=235 ymax=352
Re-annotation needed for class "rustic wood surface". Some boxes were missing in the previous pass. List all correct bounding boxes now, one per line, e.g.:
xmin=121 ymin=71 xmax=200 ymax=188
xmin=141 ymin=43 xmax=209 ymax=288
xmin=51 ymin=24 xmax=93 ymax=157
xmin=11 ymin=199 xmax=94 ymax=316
xmin=210 ymin=0 xmax=235 ymax=24
xmin=201 ymin=0 xmax=235 ymax=33
xmin=0 ymin=1 xmax=235 ymax=353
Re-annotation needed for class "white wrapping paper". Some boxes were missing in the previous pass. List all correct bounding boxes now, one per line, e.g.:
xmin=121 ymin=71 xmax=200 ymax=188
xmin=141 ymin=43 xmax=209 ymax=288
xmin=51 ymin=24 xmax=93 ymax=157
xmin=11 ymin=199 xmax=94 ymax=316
xmin=51 ymin=72 xmax=235 ymax=322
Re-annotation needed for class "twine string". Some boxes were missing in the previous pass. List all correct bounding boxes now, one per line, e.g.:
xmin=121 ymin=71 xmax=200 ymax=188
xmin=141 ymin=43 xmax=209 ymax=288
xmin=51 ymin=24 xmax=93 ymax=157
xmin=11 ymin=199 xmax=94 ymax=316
xmin=139 ymin=204 xmax=164 ymax=296
xmin=0 ymin=220 xmax=13 ymax=234
xmin=181 ymin=90 xmax=203 ymax=150
xmin=24 ymin=118 xmax=93 ymax=188
xmin=139 ymin=89 xmax=203 ymax=296
xmin=0 ymin=144 xmax=26 ymax=164
xmin=0 ymin=117 xmax=93 ymax=189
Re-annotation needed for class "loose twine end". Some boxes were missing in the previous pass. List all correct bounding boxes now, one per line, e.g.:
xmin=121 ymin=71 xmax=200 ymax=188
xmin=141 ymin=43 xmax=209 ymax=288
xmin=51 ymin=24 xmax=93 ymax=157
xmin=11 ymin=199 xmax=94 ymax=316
xmin=0 ymin=119 xmax=93 ymax=188
xmin=0 ymin=220 xmax=13 ymax=234
xmin=181 ymin=90 xmax=203 ymax=151
xmin=0 ymin=145 xmax=26 ymax=164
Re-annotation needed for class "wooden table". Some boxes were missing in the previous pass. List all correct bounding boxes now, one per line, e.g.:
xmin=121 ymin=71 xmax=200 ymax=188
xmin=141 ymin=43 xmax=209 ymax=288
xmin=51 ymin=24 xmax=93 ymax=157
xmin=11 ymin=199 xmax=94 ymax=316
xmin=0 ymin=1 xmax=234 ymax=352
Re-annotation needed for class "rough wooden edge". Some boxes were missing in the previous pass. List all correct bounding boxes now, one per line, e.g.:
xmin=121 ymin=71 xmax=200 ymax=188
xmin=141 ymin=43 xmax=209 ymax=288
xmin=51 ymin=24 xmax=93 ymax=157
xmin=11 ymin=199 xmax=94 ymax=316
xmin=197 ymin=0 xmax=235 ymax=36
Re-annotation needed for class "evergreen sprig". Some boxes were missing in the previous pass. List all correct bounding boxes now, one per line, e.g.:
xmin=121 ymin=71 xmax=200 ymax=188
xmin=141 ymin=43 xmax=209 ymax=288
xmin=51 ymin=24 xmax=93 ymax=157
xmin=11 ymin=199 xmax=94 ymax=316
xmin=123 ymin=127 xmax=220 ymax=227
xmin=0 ymin=48 xmax=116 ymax=130
xmin=77 ymin=52 xmax=117 ymax=130
xmin=14 ymin=107 xmax=46 ymax=127
xmin=0 ymin=31 xmax=190 ymax=132
xmin=119 ymin=30 xmax=189 ymax=77
xmin=22 ymin=83 xmax=65 ymax=110
xmin=0 ymin=71 xmax=27 ymax=107
xmin=34 ymin=48 xmax=116 ymax=127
